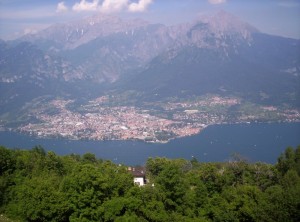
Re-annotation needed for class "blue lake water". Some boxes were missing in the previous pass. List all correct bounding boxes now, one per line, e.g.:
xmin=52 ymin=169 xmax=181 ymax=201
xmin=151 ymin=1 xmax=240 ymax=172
xmin=1 ymin=122 xmax=300 ymax=165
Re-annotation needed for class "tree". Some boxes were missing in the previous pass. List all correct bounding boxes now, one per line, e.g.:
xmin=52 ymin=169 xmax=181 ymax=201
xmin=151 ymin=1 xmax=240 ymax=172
xmin=61 ymin=164 xmax=108 ymax=221
xmin=198 ymin=163 xmax=232 ymax=194
xmin=280 ymin=170 xmax=300 ymax=221
xmin=46 ymin=151 xmax=65 ymax=175
xmin=250 ymin=162 xmax=277 ymax=190
xmin=1 ymin=146 xmax=299 ymax=221
xmin=146 ymin=157 xmax=170 ymax=178
xmin=82 ymin=153 xmax=97 ymax=164
xmin=219 ymin=185 xmax=265 ymax=222
xmin=276 ymin=147 xmax=297 ymax=176
xmin=31 ymin=145 xmax=46 ymax=157
xmin=294 ymin=146 xmax=300 ymax=175
xmin=5 ymin=175 xmax=70 ymax=222
xmin=155 ymin=162 xmax=188 ymax=212
xmin=262 ymin=185 xmax=290 ymax=221
xmin=125 ymin=185 xmax=169 ymax=221
xmin=0 ymin=146 xmax=16 ymax=175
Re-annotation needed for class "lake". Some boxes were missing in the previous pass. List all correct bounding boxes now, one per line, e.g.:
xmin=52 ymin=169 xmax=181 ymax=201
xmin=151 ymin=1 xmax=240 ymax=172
xmin=1 ymin=122 xmax=300 ymax=165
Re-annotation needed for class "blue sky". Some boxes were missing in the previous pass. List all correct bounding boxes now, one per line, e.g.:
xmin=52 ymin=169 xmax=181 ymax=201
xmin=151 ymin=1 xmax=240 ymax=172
xmin=0 ymin=0 xmax=299 ymax=40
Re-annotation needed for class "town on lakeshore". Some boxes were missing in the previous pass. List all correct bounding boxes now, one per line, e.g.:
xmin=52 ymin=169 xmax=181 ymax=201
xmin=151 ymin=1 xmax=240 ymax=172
xmin=13 ymin=94 xmax=300 ymax=143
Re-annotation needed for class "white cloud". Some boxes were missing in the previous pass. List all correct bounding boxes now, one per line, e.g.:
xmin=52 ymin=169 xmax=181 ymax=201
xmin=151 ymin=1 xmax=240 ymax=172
xmin=72 ymin=0 xmax=99 ymax=12
xmin=56 ymin=2 xmax=68 ymax=13
xmin=71 ymin=0 xmax=153 ymax=13
xmin=208 ymin=0 xmax=226 ymax=4
xmin=100 ymin=0 xmax=129 ymax=13
xmin=128 ymin=0 xmax=153 ymax=12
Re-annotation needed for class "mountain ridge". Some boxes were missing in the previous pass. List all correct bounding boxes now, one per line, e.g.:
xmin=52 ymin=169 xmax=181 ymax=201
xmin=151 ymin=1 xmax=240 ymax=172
xmin=0 ymin=10 xmax=299 ymax=121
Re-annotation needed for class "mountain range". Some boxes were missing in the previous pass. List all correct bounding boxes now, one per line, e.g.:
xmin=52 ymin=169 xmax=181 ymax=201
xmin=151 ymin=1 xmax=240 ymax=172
xmin=0 ymin=10 xmax=299 ymax=122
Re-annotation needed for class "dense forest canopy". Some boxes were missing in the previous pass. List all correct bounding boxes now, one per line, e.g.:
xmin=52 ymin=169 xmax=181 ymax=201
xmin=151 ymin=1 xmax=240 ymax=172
xmin=0 ymin=145 xmax=300 ymax=222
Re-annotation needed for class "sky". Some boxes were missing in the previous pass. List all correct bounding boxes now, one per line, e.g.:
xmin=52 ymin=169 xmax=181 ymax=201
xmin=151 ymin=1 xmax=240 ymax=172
xmin=0 ymin=0 xmax=299 ymax=40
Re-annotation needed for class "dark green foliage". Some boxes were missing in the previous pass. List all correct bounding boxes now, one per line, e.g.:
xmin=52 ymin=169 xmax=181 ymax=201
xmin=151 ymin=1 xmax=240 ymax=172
xmin=82 ymin=153 xmax=97 ymax=164
xmin=0 ymin=145 xmax=299 ymax=222
xmin=5 ymin=175 xmax=70 ymax=222
xmin=0 ymin=146 xmax=16 ymax=175
xmin=276 ymin=145 xmax=300 ymax=176
xmin=155 ymin=162 xmax=188 ymax=212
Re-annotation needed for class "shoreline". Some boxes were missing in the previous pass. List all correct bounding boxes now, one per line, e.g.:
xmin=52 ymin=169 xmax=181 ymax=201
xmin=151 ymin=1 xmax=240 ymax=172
xmin=6 ymin=120 xmax=300 ymax=144
xmin=1 ymin=122 xmax=300 ymax=165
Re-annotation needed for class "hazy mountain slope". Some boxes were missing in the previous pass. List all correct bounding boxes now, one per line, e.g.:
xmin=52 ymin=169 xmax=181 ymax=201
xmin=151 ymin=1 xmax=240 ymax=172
xmin=62 ymin=24 xmax=173 ymax=83
xmin=1 ymin=10 xmax=299 ymax=114
xmin=20 ymin=14 xmax=148 ymax=51
xmin=0 ymin=41 xmax=85 ymax=115
xmin=119 ymin=30 xmax=300 ymax=107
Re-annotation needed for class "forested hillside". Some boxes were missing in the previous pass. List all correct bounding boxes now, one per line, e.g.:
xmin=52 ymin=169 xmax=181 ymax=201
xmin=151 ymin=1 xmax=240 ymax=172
xmin=0 ymin=145 xmax=299 ymax=222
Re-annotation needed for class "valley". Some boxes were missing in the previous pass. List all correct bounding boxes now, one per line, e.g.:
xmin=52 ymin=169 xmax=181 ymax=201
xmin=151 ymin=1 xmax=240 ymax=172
xmin=15 ymin=94 xmax=300 ymax=143
xmin=1 ymin=2 xmax=300 ymax=222
xmin=1 ymin=11 xmax=299 ymax=143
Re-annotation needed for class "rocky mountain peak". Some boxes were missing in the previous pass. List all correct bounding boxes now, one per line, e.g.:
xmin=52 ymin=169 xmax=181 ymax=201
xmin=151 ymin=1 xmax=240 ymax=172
xmin=201 ymin=10 xmax=259 ymax=39
xmin=184 ymin=11 xmax=259 ymax=51
xmin=21 ymin=13 xmax=149 ymax=50
xmin=198 ymin=10 xmax=258 ymax=33
xmin=1 ymin=10 xmax=299 ymax=114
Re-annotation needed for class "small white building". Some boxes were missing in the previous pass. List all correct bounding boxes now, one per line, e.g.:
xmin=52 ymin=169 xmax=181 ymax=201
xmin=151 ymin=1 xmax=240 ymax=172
xmin=128 ymin=166 xmax=146 ymax=186
xmin=134 ymin=176 xmax=145 ymax=186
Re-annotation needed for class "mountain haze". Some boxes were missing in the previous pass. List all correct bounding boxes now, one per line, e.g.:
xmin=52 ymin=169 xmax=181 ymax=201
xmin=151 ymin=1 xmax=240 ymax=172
xmin=0 ymin=11 xmax=299 ymax=122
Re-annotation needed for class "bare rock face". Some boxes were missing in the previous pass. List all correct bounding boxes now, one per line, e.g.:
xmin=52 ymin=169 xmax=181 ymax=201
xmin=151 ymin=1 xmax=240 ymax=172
xmin=1 ymin=10 xmax=299 ymax=112
xmin=15 ymin=11 xmax=262 ymax=83
xmin=21 ymin=14 xmax=149 ymax=50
